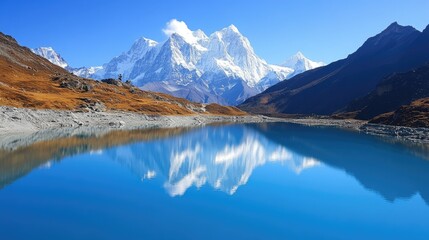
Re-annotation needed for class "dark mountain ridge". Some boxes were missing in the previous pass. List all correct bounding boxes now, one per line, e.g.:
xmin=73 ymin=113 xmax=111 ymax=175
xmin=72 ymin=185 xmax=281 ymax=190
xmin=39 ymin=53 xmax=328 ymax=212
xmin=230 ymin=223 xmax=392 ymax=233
xmin=239 ymin=22 xmax=429 ymax=117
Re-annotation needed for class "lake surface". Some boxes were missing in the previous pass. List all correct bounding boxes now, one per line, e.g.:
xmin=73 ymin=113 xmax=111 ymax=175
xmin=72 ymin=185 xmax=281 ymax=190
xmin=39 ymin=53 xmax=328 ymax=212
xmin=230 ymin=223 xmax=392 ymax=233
xmin=1 ymin=123 xmax=429 ymax=239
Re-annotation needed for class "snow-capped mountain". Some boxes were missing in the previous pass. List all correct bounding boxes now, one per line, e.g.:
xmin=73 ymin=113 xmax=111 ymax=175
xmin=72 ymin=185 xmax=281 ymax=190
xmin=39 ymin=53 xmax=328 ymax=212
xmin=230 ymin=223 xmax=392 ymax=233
xmin=34 ymin=20 xmax=323 ymax=105
xmin=31 ymin=47 xmax=68 ymax=68
xmin=89 ymin=20 xmax=304 ymax=105
xmin=31 ymin=47 xmax=102 ymax=78
xmin=71 ymin=66 xmax=103 ymax=78
xmin=281 ymin=51 xmax=325 ymax=77
xmin=117 ymin=23 xmax=296 ymax=105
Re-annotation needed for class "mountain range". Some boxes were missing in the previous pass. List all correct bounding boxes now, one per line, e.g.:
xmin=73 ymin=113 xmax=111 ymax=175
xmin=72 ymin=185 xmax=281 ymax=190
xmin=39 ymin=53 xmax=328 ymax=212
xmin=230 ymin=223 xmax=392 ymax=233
xmin=32 ymin=21 xmax=324 ymax=105
xmin=240 ymin=22 xmax=429 ymax=124
xmin=0 ymin=32 xmax=245 ymax=116
xmin=15 ymin=21 xmax=429 ymax=129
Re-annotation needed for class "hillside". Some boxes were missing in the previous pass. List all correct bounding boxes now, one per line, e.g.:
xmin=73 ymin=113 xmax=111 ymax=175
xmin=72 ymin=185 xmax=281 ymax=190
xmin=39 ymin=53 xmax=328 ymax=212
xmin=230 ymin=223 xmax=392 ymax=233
xmin=239 ymin=22 xmax=429 ymax=116
xmin=370 ymin=98 xmax=429 ymax=128
xmin=346 ymin=63 xmax=429 ymax=120
xmin=0 ymin=32 xmax=246 ymax=116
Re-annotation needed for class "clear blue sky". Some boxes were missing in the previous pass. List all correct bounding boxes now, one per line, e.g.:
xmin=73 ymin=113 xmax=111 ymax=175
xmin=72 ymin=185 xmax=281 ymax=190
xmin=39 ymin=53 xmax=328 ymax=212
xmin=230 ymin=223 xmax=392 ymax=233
xmin=2 ymin=0 xmax=429 ymax=67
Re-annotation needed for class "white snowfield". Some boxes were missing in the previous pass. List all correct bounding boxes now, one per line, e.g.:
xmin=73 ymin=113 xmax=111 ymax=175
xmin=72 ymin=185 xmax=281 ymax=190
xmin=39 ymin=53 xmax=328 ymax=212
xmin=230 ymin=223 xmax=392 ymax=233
xmin=33 ymin=19 xmax=324 ymax=105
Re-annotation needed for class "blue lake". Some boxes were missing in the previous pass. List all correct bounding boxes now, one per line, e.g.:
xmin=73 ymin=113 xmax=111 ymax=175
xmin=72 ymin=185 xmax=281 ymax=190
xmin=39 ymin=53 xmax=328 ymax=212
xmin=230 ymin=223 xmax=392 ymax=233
xmin=1 ymin=123 xmax=429 ymax=239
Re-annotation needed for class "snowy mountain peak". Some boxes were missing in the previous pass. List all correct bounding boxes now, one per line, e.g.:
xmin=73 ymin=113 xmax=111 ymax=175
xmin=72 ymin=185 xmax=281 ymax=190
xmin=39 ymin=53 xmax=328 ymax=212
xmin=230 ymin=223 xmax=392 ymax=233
xmin=31 ymin=47 xmax=68 ymax=68
xmin=218 ymin=24 xmax=243 ymax=37
xmin=133 ymin=37 xmax=158 ymax=47
xmin=226 ymin=24 xmax=240 ymax=33
xmin=281 ymin=52 xmax=324 ymax=77
xmin=32 ymin=46 xmax=104 ymax=78
xmin=193 ymin=29 xmax=209 ymax=42
xmin=128 ymin=37 xmax=158 ymax=57
xmin=293 ymin=51 xmax=305 ymax=59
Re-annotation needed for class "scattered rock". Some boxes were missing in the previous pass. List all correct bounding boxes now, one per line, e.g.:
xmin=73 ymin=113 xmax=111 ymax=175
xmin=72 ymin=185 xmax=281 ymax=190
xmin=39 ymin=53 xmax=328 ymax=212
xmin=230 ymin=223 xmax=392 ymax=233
xmin=73 ymin=119 xmax=83 ymax=126
xmin=101 ymin=78 xmax=123 ymax=87
xmin=56 ymin=75 xmax=93 ymax=92
xmin=129 ymin=87 xmax=137 ymax=94
xmin=60 ymin=79 xmax=80 ymax=89
xmin=78 ymin=98 xmax=106 ymax=112
xmin=108 ymin=121 xmax=126 ymax=128
xmin=82 ymin=83 xmax=92 ymax=92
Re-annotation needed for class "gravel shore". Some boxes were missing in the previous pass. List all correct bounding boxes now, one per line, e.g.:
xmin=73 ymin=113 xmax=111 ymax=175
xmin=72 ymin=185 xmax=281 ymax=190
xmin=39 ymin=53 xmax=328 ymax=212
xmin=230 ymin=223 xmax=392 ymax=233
xmin=0 ymin=106 xmax=287 ymax=151
xmin=0 ymin=106 xmax=282 ymax=135
xmin=1 ymin=106 xmax=428 ymax=150
xmin=281 ymin=117 xmax=429 ymax=143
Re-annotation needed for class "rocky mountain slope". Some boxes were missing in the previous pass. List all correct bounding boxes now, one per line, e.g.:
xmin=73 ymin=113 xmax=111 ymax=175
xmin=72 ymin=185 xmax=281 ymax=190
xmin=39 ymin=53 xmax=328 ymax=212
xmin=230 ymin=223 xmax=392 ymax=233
xmin=370 ymin=98 xmax=429 ymax=128
xmin=0 ymin=32 xmax=245 ymax=116
xmin=346 ymin=63 xmax=429 ymax=120
xmin=240 ymin=22 xmax=429 ymax=116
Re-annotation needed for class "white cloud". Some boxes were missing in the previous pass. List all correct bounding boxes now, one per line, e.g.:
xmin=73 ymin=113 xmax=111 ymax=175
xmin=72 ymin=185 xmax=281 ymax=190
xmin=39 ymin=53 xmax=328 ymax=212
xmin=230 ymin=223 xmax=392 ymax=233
xmin=162 ymin=19 xmax=197 ymax=44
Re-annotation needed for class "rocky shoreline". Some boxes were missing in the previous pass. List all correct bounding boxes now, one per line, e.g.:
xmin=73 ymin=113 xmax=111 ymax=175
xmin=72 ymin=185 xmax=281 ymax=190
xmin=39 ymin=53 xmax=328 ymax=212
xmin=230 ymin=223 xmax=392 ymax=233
xmin=0 ymin=106 xmax=277 ymax=135
xmin=1 ymin=107 xmax=428 ymax=151
xmin=281 ymin=118 xmax=429 ymax=144
xmin=0 ymin=106 xmax=279 ymax=148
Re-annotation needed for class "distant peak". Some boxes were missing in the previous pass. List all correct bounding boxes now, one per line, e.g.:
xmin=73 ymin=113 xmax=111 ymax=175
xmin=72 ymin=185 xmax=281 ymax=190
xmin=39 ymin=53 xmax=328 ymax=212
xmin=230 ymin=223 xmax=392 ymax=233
xmin=228 ymin=24 xmax=239 ymax=32
xmin=35 ymin=46 xmax=54 ymax=51
xmin=141 ymin=37 xmax=154 ymax=42
xmin=32 ymin=46 xmax=58 ymax=54
xmin=31 ymin=46 xmax=68 ymax=68
xmin=385 ymin=21 xmax=401 ymax=31
xmin=389 ymin=21 xmax=399 ymax=27
xmin=362 ymin=21 xmax=419 ymax=48
xmin=281 ymin=52 xmax=324 ymax=72
xmin=294 ymin=51 xmax=305 ymax=59
xmin=382 ymin=21 xmax=416 ymax=34
xmin=221 ymin=24 xmax=240 ymax=34
xmin=135 ymin=37 xmax=158 ymax=46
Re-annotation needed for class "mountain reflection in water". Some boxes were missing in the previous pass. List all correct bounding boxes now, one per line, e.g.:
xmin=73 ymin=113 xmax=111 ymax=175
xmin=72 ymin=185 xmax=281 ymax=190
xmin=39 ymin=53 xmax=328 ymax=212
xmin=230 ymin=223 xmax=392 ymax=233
xmin=1 ymin=123 xmax=429 ymax=205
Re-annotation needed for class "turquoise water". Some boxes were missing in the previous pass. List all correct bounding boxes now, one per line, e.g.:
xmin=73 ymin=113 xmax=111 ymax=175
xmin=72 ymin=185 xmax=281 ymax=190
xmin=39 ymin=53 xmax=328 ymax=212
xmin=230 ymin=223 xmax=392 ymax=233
xmin=1 ymin=123 xmax=429 ymax=239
